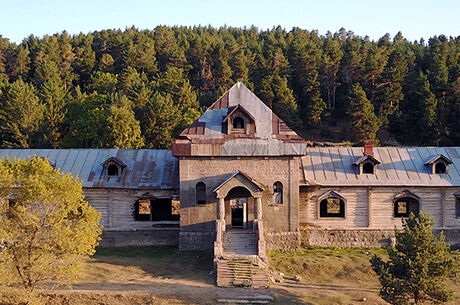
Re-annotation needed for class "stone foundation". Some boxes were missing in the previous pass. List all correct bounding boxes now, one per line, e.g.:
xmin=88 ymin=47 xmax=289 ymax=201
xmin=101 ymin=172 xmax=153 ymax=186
xmin=99 ymin=228 xmax=179 ymax=247
xmin=301 ymin=228 xmax=460 ymax=248
xmin=265 ymin=231 xmax=301 ymax=251
xmin=179 ymin=231 xmax=216 ymax=250
xmin=301 ymin=228 xmax=396 ymax=248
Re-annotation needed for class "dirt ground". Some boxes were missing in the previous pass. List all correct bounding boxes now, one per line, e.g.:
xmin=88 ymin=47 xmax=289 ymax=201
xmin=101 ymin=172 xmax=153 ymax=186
xmin=1 ymin=247 xmax=459 ymax=305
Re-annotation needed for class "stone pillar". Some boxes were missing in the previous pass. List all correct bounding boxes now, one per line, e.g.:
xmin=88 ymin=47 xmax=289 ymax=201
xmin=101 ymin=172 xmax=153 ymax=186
xmin=254 ymin=196 xmax=262 ymax=220
xmin=217 ymin=197 xmax=225 ymax=220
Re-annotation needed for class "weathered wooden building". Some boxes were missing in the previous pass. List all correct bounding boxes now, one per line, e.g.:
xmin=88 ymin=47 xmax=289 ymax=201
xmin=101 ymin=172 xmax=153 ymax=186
xmin=1 ymin=82 xmax=459 ymax=286
xmin=0 ymin=149 xmax=180 ymax=247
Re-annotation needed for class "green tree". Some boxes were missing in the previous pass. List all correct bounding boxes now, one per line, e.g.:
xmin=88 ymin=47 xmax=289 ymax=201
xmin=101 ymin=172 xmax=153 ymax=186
xmin=346 ymin=83 xmax=380 ymax=142
xmin=140 ymin=92 xmax=181 ymax=149
xmin=0 ymin=157 xmax=101 ymax=302
xmin=106 ymin=94 xmax=144 ymax=148
xmin=259 ymin=74 xmax=302 ymax=130
xmin=371 ymin=212 xmax=458 ymax=305
xmin=0 ymin=79 xmax=44 ymax=148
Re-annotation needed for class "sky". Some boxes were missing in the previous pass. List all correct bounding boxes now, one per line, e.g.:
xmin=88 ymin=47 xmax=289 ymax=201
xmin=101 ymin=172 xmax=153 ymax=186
xmin=1 ymin=0 xmax=459 ymax=43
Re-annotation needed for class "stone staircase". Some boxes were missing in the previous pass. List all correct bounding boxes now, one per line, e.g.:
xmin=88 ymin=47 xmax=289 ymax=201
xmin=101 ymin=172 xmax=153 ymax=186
xmin=223 ymin=231 xmax=258 ymax=255
xmin=215 ymin=230 xmax=269 ymax=288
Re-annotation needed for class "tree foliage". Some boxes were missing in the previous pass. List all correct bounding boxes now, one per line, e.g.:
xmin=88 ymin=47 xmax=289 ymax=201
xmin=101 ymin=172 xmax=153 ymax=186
xmin=0 ymin=27 xmax=458 ymax=147
xmin=371 ymin=213 xmax=458 ymax=305
xmin=0 ymin=157 xmax=101 ymax=300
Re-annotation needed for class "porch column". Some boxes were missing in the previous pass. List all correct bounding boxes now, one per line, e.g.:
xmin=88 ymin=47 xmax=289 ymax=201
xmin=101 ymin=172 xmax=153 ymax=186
xmin=254 ymin=195 xmax=262 ymax=220
xmin=217 ymin=197 xmax=225 ymax=220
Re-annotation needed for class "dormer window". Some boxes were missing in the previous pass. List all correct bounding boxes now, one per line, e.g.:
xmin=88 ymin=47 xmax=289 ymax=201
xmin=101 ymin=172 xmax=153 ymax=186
xmin=353 ymin=155 xmax=380 ymax=175
xmin=424 ymin=154 xmax=452 ymax=175
xmin=435 ymin=162 xmax=447 ymax=174
xmin=233 ymin=117 xmax=245 ymax=129
xmin=107 ymin=164 xmax=118 ymax=176
xmin=362 ymin=162 xmax=374 ymax=174
xmin=101 ymin=157 xmax=126 ymax=178
xmin=222 ymin=104 xmax=255 ymax=135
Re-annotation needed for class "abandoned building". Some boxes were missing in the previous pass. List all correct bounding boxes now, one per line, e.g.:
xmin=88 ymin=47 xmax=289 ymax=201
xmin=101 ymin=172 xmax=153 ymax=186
xmin=1 ymin=82 xmax=459 ymax=287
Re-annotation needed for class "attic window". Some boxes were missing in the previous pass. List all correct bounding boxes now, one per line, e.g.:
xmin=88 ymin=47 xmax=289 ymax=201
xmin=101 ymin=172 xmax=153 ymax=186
xmin=107 ymin=164 xmax=118 ymax=176
xmin=233 ymin=117 xmax=244 ymax=129
xmin=362 ymin=162 xmax=374 ymax=174
xmin=424 ymin=154 xmax=452 ymax=175
xmin=435 ymin=162 xmax=447 ymax=174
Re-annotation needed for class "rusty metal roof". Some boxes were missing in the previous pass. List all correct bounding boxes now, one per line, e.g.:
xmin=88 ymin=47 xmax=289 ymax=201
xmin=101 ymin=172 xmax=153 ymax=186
xmin=175 ymin=82 xmax=306 ymax=156
xmin=301 ymin=147 xmax=460 ymax=187
xmin=0 ymin=149 xmax=179 ymax=190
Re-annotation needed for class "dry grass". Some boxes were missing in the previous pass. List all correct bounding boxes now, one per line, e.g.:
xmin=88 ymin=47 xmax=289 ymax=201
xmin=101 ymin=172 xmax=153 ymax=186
xmin=1 ymin=247 xmax=458 ymax=304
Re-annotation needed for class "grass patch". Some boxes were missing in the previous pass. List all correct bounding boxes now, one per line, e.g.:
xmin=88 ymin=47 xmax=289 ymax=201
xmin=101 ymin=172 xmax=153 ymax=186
xmin=84 ymin=246 xmax=214 ymax=284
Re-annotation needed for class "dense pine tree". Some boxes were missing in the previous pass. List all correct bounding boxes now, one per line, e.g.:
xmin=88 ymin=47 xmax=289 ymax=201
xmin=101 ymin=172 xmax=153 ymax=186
xmin=0 ymin=26 xmax=457 ymax=148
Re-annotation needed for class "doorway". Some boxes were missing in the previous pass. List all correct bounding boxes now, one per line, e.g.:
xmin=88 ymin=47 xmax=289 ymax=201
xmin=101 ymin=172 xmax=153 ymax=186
xmin=231 ymin=197 xmax=248 ymax=229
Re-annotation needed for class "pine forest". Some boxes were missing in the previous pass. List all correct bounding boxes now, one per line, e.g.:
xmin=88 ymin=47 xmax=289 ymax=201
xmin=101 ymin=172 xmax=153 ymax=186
xmin=0 ymin=26 xmax=458 ymax=149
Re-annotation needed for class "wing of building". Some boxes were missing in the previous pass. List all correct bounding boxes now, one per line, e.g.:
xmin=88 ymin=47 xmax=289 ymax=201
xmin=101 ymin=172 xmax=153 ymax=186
xmin=1 ymin=83 xmax=459 ymax=255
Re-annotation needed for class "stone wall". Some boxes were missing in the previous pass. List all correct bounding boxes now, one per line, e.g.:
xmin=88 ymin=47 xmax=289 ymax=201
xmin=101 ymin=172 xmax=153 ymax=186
xmin=301 ymin=228 xmax=460 ymax=249
xmin=179 ymin=231 xmax=216 ymax=251
xmin=265 ymin=231 xmax=301 ymax=251
xmin=99 ymin=228 xmax=179 ymax=247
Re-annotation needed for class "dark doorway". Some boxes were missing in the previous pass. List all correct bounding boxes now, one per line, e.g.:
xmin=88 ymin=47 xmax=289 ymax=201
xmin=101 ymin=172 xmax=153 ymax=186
xmin=230 ymin=197 xmax=248 ymax=229
xmin=232 ymin=206 xmax=244 ymax=227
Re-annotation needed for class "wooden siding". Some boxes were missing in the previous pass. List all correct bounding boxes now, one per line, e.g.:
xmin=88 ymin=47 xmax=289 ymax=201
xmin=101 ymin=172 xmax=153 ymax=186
xmin=83 ymin=188 xmax=178 ymax=230
xmin=299 ymin=186 xmax=460 ymax=230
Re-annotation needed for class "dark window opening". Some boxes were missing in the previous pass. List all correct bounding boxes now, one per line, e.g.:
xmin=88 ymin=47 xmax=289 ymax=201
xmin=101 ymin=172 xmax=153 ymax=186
xmin=273 ymin=181 xmax=283 ymax=204
xmin=107 ymin=164 xmax=118 ymax=176
xmin=320 ymin=197 xmax=345 ymax=218
xmin=455 ymin=197 xmax=460 ymax=218
xmin=394 ymin=197 xmax=420 ymax=218
xmin=134 ymin=198 xmax=179 ymax=221
xmin=435 ymin=162 xmax=447 ymax=174
xmin=233 ymin=117 xmax=245 ymax=129
xmin=363 ymin=162 xmax=374 ymax=174
xmin=196 ymin=182 xmax=206 ymax=205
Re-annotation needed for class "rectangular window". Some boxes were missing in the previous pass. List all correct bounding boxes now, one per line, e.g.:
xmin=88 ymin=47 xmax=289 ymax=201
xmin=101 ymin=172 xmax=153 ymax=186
xmin=135 ymin=198 xmax=180 ymax=222
xmin=396 ymin=201 xmax=408 ymax=216
xmin=320 ymin=198 xmax=345 ymax=218
xmin=138 ymin=199 xmax=151 ymax=215
xmin=456 ymin=197 xmax=460 ymax=218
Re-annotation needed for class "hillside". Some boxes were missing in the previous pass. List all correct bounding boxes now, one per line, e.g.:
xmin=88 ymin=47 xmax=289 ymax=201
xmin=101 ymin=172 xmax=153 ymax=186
xmin=0 ymin=26 xmax=458 ymax=149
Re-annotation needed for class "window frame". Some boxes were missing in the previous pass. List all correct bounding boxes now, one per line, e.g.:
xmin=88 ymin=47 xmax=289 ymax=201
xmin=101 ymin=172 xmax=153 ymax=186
xmin=273 ymin=181 xmax=283 ymax=204
xmin=196 ymin=182 xmax=207 ymax=205
xmin=317 ymin=190 xmax=346 ymax=219
xmin=455 ymin=195 xmax=460 ymax=219
xmin=393 ymin=194 xmax=420 ymax=218
xmin=107 ymin=164 xmax=119 ymax=176
xmin=434 ymin=161 xmax=447 ymax=174
xmin=362 ymin=162 xmax=375 ymax=174
xmin=232 ymin=116 xmax=245 ymax=130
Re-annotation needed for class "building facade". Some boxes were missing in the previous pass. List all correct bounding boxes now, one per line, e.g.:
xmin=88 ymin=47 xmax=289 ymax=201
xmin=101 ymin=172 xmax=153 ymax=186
xmin=1 ymin=83 xmax=460 ymax=253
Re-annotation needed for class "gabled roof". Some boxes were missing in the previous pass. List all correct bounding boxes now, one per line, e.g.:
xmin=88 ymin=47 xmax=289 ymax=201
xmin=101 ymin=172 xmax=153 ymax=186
xmin=424 ymin=154 xmax=453 ymax=165
xmin=0 ymin=149 xmax=178 ymax=190
xmin=213 ymin=170 xmax=264 ymax=193
xmin=301 ymin=147 xmax=460 ymax=187
xmin=174 ymin=82 xmax=306 ymax=156
xmin=222 ymin=104 xmax=255 ymax=123
xmin=101 ymin=156 xmax=126 ymax=168
xmin=352 ymin=154 xmax=381 ymax=166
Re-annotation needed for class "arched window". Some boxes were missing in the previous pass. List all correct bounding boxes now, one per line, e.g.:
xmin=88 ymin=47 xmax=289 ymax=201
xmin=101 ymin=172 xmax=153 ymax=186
xmin=273 ymin=181 xmax=283 ymax=204
xmin=196 ymin=182 xmax=206 ymax=205
xmin=394 ymin=197 xmax=420 ymax=218
xmin=318 ymin=191 xmax=346 ymax=218
xmin=107 ymin=164 xmax=118 ymax=176
xmin=435 ymin=162 xmax=447 ymax=174
xmin=363 ymin=162 xmax=374 ymax=174
xmin=233 ymin=117 xmax=245 ymax=129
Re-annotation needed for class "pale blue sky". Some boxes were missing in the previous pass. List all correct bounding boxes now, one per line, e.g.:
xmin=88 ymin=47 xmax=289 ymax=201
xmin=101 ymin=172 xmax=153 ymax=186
xmin=1 ymin=0 xmax=458 ymax=43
